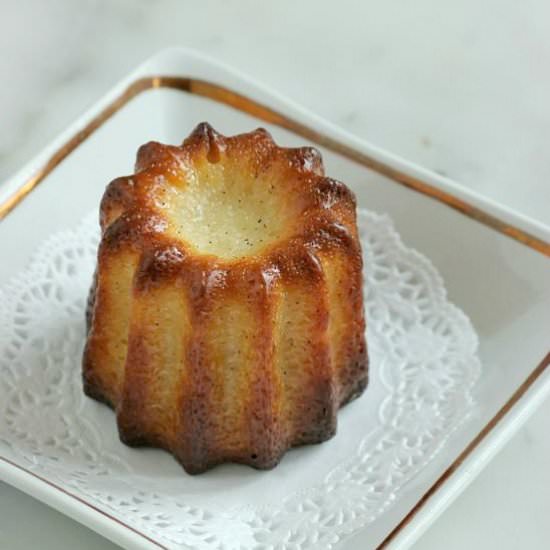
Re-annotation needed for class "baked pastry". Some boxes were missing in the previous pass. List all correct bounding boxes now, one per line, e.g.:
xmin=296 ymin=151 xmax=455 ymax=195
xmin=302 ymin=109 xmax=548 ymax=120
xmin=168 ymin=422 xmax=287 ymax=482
xmin=83 ymin=123 xmax=368 ymax=474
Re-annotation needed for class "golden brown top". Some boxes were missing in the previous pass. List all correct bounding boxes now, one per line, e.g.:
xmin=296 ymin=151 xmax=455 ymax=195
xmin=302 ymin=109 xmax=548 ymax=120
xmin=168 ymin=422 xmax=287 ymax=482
xmin=100 ymin=123 xmax=359 ymax=277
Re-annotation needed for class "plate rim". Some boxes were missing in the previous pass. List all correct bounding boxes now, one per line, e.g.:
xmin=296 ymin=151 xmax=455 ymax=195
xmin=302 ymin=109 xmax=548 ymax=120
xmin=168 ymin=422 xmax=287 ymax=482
xmin=1 ymin=47 xmax=549 ymax=550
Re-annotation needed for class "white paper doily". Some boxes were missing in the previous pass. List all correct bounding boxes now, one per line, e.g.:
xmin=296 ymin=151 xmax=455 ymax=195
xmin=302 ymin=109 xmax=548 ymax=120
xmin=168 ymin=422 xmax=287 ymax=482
xmin=0 ymin=209 xmax=480 ymax=549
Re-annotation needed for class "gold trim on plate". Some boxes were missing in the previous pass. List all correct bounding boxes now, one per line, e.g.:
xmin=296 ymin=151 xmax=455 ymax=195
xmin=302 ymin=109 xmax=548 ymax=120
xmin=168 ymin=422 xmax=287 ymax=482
xmin=1 ymin=75 xmax=549 ymax=549
xmin=0 ymin=456 xmax=166 ymax=549
xmin=1 ymin=76 xmax=549 ymax=258
xmin=377 ymin=350 xmax=550 ymax=549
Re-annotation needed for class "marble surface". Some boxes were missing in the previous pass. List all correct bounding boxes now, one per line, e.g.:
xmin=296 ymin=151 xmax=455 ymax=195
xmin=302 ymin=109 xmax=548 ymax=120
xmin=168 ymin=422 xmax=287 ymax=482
xmin=1 ymin=0 xmax=549 ymax=548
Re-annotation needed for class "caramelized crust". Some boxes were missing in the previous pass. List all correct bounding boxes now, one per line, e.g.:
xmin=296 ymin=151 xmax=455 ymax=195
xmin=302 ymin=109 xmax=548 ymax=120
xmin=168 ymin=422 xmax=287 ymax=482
xmin=83 ymin=123 xmax=368 ymax=474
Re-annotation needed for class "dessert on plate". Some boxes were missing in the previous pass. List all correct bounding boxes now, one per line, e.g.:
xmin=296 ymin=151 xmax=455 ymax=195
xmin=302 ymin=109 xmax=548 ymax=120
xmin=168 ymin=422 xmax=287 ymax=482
xmin=83 ymin=123 xmax=368 ymax=474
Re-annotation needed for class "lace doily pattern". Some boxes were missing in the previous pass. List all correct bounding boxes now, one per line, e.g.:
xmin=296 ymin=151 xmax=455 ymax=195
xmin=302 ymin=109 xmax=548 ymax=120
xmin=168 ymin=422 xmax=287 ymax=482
xmin=0 ymin=210 xmax=480 ymax=549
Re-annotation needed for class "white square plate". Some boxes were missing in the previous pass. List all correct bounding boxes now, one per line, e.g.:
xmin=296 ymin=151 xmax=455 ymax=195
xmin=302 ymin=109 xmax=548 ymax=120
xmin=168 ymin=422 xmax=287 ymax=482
xmin=0 ymin=49 xmax=549 ymax=550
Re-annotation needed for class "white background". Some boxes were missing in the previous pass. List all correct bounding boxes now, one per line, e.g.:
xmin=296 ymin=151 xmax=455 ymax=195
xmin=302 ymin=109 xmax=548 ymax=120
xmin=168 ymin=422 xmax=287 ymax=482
xmin=1 ymin=1 xmax=549 ymax=548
